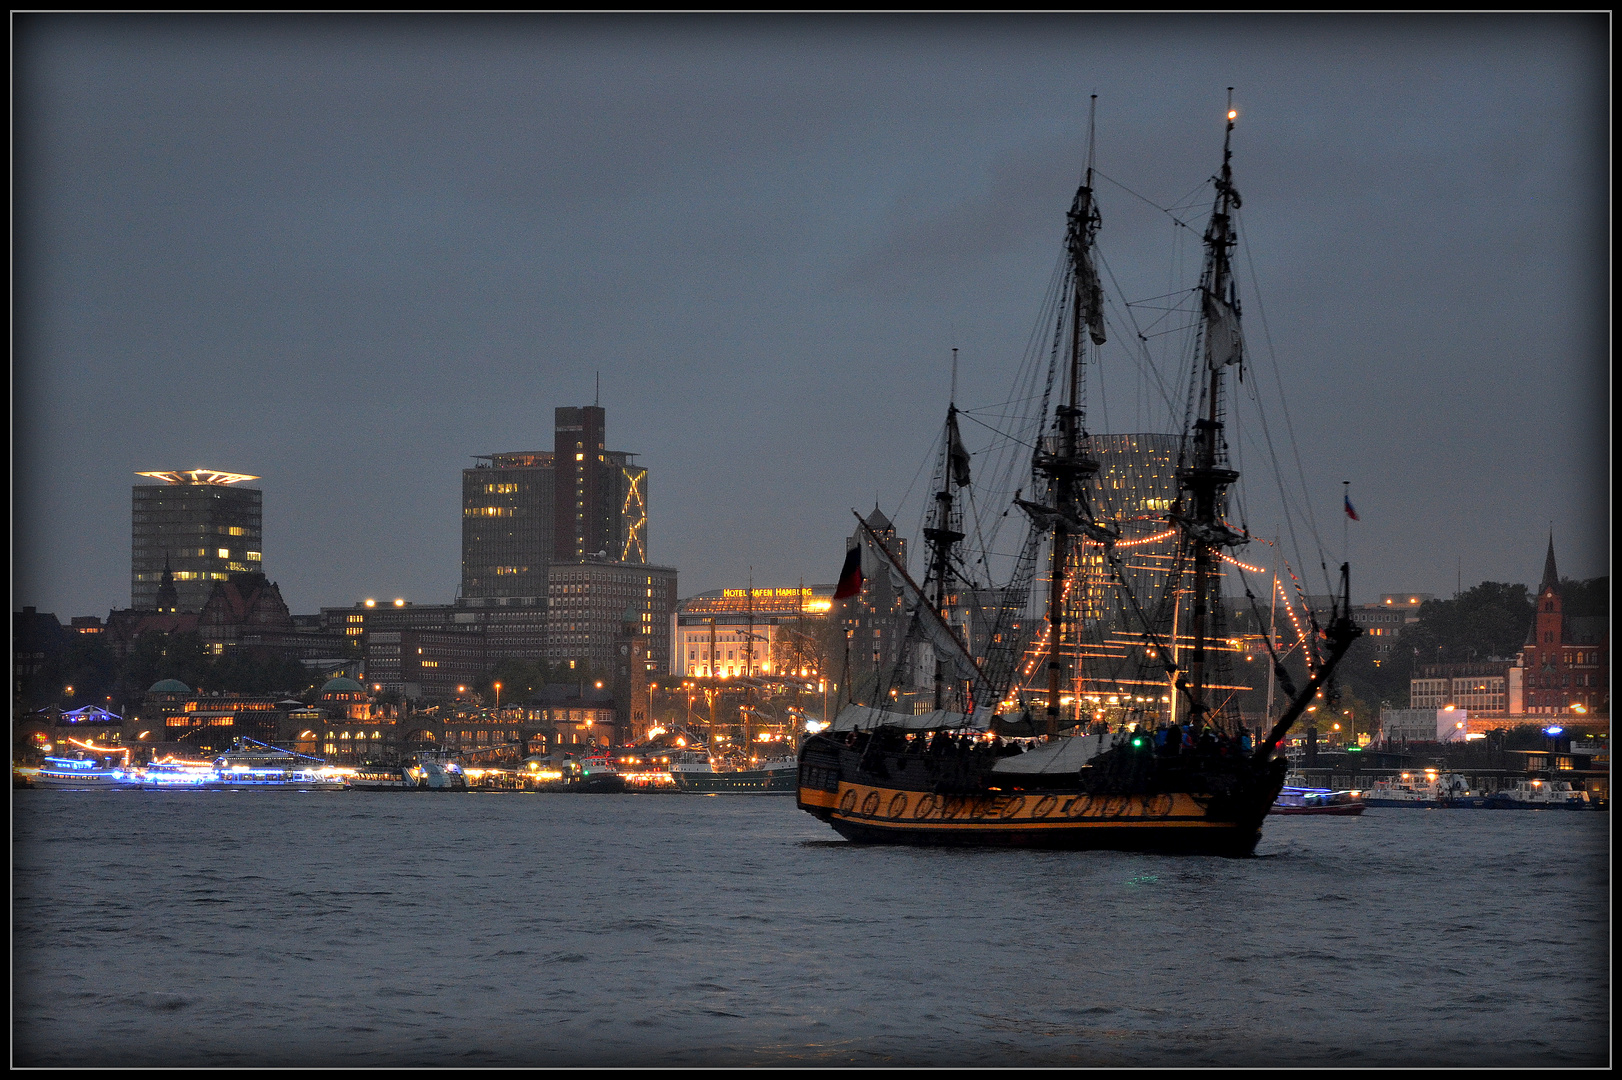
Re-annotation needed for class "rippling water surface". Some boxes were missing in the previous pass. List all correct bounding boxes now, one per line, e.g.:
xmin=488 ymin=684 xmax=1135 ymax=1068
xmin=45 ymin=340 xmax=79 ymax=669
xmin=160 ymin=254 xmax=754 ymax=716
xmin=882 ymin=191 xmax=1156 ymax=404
xmin=12 ymin=790 xmax=1609 ymax=1067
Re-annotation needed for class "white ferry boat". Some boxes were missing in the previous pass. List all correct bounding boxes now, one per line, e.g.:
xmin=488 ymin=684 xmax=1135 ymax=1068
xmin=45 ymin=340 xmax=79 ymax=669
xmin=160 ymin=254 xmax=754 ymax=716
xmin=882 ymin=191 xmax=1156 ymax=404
xmin=33 ymin=750 xmax=136 ymax=789
xmin=211 ymin=738 xmax=344 ymax=790
xmin=136 ymin=758 xmax=218 ymax=788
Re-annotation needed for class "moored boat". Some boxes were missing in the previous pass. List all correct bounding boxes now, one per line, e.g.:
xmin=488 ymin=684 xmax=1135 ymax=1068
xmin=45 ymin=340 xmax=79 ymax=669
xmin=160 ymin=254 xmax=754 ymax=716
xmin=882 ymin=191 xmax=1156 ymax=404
xmin=1483 ymin=778 xmax=1595 ymax=810
xmin=671 ymin=750 xmax=797 ymax=794
xmin=1361 ymin=771 xmax=1479 ymax=808
xmin=525 ymin=752 xmax=625 ymax=793
xmin=33 ymin=750 xmax=136 ymax=789
xmin=136 ymin=758 xmax=218 ymax=788
xmin=346 ymin=762 xmax=415 ymax=791
xmin=211 ymin=738 xmax=344 ymax=790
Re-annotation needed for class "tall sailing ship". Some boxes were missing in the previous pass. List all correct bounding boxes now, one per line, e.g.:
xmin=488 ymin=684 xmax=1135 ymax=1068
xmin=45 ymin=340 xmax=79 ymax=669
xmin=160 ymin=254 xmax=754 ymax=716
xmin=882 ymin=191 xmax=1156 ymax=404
xmin=797 ymin=98 xmax=1361 ymax=856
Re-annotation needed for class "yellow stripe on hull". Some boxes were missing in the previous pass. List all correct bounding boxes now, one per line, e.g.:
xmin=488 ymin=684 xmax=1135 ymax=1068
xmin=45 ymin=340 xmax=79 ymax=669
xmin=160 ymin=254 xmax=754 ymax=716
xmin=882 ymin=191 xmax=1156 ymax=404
xmin=803 ymin=782 xmax=1239 ymax=831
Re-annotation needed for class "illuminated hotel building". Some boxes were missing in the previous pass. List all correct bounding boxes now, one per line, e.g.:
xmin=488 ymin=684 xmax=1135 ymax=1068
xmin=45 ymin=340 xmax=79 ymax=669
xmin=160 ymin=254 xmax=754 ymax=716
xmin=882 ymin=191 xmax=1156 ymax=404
xmin=131 ymin=470 xmax=263 ymax=613
xmin=674 ymin=586 xmax=836 ymax=678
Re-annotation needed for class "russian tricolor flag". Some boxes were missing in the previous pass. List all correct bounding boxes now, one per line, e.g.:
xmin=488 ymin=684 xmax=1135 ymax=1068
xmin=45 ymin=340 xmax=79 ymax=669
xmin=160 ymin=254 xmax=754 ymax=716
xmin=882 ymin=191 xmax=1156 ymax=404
xmin=1344 ymin=492 xmax=1360 ymax=521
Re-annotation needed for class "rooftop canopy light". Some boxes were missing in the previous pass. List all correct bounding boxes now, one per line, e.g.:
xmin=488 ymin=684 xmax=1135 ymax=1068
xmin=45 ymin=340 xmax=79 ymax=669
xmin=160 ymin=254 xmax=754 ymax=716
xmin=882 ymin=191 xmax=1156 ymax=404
xmin=136 ymin=469 xmax=259 ymax=485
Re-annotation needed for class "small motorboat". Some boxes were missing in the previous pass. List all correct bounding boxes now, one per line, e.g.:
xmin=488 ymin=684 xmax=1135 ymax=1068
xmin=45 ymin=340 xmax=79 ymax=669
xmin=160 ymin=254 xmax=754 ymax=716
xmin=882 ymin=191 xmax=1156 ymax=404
xmin=1271 ymin=786 xmax=1366 ymax=816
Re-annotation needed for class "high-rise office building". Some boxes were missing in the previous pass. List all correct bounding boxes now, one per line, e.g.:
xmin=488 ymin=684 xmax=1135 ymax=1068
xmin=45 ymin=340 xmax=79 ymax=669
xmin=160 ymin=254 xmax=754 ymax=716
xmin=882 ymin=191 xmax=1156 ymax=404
xmin=461 ymin=451 xmax=556 ymax=600
xmin=131 ymin=470 xmax=263 ymax=613
xmin=1077 ymin=433 xmax=1181 ymax=628
xmin=605 ymin=450 xmax=649 ymax=564
xmin=553 ymin=406 xmax=649 ymax=565
xmin=461 ymin=406 xmax=650 ymax=609
xmin=546 ymin=560 xmax=677 ymax=677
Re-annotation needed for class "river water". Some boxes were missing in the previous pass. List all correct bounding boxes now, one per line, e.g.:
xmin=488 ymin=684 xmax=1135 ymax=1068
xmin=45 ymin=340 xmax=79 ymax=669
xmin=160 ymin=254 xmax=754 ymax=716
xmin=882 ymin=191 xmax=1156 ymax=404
xmin=12 ymin=790 xmax=1609 ymax=1067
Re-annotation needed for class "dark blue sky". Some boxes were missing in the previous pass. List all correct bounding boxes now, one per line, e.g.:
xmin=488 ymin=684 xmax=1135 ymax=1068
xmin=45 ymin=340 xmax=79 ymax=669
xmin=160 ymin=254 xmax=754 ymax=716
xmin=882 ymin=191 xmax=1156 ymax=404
xmin=14 ymin=15 xmax=1608 ymax=619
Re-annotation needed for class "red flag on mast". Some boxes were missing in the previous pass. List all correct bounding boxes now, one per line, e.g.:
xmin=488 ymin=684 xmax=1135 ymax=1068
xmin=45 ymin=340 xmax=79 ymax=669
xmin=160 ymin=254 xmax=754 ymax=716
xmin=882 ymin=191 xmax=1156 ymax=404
xmin=1344 ymin=492 xmax=1360 ymax=521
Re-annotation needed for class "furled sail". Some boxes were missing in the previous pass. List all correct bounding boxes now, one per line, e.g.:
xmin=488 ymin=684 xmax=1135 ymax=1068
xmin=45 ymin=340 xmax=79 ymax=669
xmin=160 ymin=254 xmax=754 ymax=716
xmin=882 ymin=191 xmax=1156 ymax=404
xmin=829 ymin=704 xmax=994 ymax=732
xmin=1203 ymin=289 xmax=1243 ymax=368
xmin=1068 ymin=185 xmax=1107 ymax=346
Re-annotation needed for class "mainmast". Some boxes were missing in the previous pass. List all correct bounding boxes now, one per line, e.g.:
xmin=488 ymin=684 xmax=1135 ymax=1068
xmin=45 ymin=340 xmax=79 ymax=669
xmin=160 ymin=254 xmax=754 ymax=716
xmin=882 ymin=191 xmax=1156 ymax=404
xmin=1024 ymin=96 xmax=1108 ymax=736
xmin=1178 ymin=90 xmax=1249 ymax=733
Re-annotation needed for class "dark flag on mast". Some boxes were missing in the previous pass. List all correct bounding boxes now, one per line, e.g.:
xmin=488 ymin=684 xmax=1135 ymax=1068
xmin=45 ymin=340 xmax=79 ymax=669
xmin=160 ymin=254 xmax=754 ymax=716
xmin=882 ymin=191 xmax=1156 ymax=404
xmin=947 ymin=407 xmax=972 ymax=488
xmin=832 ymin=546 xmax=865 ymax=599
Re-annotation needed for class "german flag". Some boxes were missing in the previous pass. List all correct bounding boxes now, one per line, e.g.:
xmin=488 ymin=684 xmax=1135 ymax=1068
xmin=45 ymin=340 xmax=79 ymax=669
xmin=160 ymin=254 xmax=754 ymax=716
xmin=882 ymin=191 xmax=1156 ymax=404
xmin=832 ymin=546 xmax=864 ymax=599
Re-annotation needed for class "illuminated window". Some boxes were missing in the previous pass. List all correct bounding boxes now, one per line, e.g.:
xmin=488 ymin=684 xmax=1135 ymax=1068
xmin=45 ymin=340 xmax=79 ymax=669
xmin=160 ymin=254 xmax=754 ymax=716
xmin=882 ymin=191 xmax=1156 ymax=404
xmin=217 ymin=548 xmax=230 ymax=559
xmin=246 ymin=551 xmax=262 ymax=561
xmin=227 ymin=527 xmax=248 ymax=536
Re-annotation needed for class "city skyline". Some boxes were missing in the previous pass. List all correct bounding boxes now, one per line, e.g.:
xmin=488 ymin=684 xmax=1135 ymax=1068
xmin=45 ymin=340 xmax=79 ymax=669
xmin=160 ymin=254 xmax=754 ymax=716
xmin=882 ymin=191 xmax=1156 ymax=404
xmin=14 ymin=15 xmax=1609 ymax=621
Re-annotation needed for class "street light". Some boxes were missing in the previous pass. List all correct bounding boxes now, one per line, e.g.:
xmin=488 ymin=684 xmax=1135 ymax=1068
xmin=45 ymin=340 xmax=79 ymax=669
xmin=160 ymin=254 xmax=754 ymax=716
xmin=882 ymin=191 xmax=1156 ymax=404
xmin=494 ymin=681 xmax=502 ymax=711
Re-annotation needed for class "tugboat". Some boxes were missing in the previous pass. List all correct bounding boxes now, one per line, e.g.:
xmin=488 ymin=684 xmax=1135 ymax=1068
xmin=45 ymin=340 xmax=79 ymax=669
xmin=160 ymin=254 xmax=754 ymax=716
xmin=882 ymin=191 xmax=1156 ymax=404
xmin=527 ymin=751 xmax=625 ymax=793
xmin=797 ymin=96 xmax=1361 ymax=855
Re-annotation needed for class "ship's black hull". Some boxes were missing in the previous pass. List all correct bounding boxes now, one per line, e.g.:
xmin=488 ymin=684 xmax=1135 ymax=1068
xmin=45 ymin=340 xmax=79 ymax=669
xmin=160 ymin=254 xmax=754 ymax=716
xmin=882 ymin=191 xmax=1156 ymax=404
xmin=822 ymin=815 xmax=1266 ymax=855
xmin=797 ymin=732 xmax=1283 ymax=858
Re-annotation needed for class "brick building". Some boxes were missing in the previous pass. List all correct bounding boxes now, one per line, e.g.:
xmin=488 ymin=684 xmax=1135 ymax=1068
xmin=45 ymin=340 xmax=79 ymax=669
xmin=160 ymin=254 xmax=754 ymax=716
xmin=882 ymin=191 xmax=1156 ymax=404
xmin=1521 ymin=537 xmax=1608 ymax=716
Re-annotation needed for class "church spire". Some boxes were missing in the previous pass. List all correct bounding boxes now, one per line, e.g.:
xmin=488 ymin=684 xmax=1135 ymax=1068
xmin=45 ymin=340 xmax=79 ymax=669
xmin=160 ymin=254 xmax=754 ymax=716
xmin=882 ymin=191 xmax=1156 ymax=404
xmin=1540 ymin=531 xmax=1559 ymax=594
xmin=156 ymin=553 xmax=180 ymax=613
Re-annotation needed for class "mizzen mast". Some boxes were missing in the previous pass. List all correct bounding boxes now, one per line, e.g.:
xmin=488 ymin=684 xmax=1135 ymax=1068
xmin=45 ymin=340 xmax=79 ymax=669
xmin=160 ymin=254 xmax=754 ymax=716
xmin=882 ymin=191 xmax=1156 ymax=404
xmin=921 ymin=350 xmax=971 ymax=711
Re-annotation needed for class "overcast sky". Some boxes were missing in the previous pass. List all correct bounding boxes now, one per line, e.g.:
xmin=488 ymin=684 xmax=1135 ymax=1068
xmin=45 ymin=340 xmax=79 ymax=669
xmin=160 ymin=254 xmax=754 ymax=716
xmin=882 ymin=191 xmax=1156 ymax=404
xmin=14 ymin=14 xmax=1608 ymax=620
